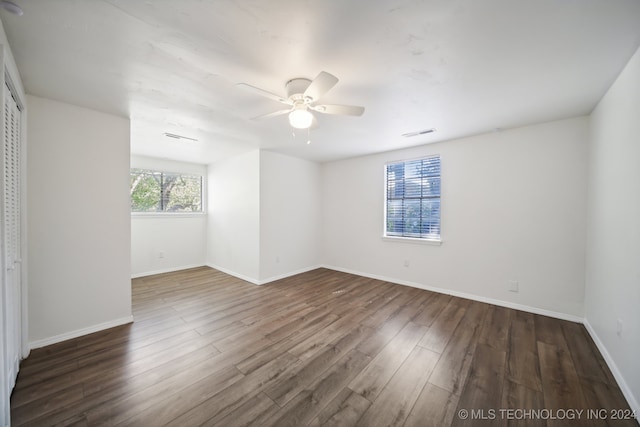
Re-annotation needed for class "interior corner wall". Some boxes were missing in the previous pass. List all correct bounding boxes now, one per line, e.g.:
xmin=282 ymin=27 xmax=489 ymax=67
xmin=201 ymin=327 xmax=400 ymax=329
xmin=207 ymin=150 xmax=260 ymax=283
xmin=585 ymin=46 xmax=640 ymax=412
xmin=130 ymin=155 xmax=207 ymax=277
xmin=321 ymin=117 xmax=588 ymax=319
xmin=27 ymin=95 xmax=132 ymax=346
xmin=259 ymin=151 xmax=321 ymax=283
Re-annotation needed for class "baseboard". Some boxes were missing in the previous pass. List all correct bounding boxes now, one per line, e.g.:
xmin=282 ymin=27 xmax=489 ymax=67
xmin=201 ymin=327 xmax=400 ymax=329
xmin=583 ymin=319 xmax=640 ymax=418
xmin=206 ymin=263 xmax=324 ymax=286
xmin=258 ymin=265 xmax=324 ymax=285
xmin=206 ymin=263 xmax=261 ymax=285
xmin=131 ymin=264 xmax=206 ymax=278
xmin=29 ymin=315 xmax=134 ymax=350
xmin=322 ymin=265 xmax=583 ymax=323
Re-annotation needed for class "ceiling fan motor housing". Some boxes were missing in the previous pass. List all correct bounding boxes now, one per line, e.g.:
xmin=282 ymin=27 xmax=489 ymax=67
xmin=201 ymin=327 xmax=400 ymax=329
xmin=285 ymin=78 xmax=312 ymax=101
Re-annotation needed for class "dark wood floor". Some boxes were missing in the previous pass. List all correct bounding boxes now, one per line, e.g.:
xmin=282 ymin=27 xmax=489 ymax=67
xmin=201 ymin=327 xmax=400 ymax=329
xmin=10 ymin=267 xmax=635 ymax=426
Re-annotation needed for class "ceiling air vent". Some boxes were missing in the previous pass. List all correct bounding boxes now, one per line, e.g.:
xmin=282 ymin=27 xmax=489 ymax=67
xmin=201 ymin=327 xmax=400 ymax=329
xmin=164 ymin=132 xmax=198 ymax=142
xmin=401 ymin=128 xmax=436 ymax=138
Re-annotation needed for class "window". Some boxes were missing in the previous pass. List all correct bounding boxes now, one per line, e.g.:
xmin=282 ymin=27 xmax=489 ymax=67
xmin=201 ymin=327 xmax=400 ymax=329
xmin=385 ymin=156 xmax=441 ymax=241
xmin=130 ymin=168 xmax=203 ymax=213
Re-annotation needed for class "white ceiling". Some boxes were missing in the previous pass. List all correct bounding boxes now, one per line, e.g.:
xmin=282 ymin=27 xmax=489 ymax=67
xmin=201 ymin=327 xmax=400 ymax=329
xmin=2 ymin=0 xmax=640 ymax=164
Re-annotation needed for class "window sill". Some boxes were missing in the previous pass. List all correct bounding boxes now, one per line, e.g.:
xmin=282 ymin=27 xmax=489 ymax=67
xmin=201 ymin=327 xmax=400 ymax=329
xmin=131 ymin=212 xmax=206 ymax=219
xmin=382 ymin=235 xmax=442 ymax=246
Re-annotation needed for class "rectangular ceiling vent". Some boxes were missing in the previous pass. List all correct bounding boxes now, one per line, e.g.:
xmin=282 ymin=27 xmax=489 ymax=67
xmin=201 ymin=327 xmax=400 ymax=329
xmin=401 ymin=128 xmax=436 ymax=138
xmin=164 ymin=132 xmax=198 ymax=142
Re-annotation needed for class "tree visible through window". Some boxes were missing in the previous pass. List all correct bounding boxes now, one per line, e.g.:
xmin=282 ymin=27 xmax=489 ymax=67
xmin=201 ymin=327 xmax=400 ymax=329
xmin=385 ymin=156 xmax=441 ymax=240
xmin=130 ymin=169 xmax=203 ymax=212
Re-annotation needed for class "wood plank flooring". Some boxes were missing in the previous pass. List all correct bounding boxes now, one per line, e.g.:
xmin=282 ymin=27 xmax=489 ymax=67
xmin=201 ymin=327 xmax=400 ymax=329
xmin=10 ymin=267 xmax=636 ymax=426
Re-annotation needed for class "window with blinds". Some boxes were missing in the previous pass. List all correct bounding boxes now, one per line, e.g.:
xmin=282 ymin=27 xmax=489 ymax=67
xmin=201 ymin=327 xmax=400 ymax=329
xmin=385 ymin=156 xmax=441 ymax=241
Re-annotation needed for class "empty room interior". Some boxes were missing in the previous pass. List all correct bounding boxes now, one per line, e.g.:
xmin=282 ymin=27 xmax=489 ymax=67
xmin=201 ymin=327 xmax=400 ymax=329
xmin=1 ymin=0 xmax=639 ymax=426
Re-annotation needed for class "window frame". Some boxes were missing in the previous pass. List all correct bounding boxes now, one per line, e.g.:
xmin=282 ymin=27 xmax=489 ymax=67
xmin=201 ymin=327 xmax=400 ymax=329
xmin=130 ymin=168 xmax=206 ymax=216
xmin=382 ymin=154 xmax=442 ymax=245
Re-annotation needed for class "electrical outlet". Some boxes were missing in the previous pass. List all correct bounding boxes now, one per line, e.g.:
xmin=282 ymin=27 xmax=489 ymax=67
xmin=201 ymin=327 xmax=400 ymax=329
xmin=404 ymin=259 xmax=410 ymax=267
xmin=158 ymin=251 xmax=165 ymax=259
xmin=508 ymin=280 xmax=519 ymax=292
xmin=276 ymin=256 xmax=280 ymax=263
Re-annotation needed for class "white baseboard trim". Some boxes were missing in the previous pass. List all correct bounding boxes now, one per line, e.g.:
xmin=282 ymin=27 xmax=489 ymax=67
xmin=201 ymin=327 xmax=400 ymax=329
xmin=206 ymin=263 xmax=324 ymax=286
xmin=322 ymin=265 xmax=583 ymax=323
xmin=131 ymin=264 xmax=206 ymax=279
xmin=583 ymin=319 xmax=640 ymax=417
xmin=29 ymin=315 xmax=134 ymax=350
xmin=258 ymin=265 xmax=324 ymax=285
xmin=206 ymin=263 xmax=261 ymax=285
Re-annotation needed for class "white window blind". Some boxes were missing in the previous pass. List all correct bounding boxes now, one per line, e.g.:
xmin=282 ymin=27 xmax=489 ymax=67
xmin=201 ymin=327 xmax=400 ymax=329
xmin=385 ymin=156 xmax=441 ymax=240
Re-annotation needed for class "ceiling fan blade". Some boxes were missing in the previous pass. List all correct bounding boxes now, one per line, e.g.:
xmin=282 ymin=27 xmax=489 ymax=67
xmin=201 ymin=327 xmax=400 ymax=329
xmin=250 ymin=109 xmax=291 ymax=120
xmin=303 ymin=71 xmax=339 ymax=102
xmin=311 ymin=104 xmax=365 ymax=116
xmin=236 ymin=83 xmax=291 ymax=105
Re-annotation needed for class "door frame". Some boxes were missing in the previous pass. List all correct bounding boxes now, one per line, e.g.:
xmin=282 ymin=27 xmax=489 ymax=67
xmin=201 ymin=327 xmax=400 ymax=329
xmin=0 ymin=45 xmax=28 ymax=426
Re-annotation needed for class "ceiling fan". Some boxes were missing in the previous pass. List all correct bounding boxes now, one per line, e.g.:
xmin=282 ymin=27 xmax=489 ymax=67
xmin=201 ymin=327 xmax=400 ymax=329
xmin=237 ymin=71 xmax=365 ymax=129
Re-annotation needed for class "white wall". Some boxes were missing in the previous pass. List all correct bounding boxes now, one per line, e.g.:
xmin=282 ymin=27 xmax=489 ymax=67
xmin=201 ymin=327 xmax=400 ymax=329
xmin=207 ymin=150 xmax=321 ymax=284
xmin=322 ymin=117 xmax=588 ymax=319
xmin=207 ymin=150 xmax=260 ymax=282
xmin=27 ymin=95 xmax=132 ymax=347
xmin=259 ymin=151 xmax=321 ymax=282
xmin=131 ymin=216 xmax=206 ymax=277
xmin=130 ymin=155 xmax=207 ymax=277
xmin=585 ymin=46 xmax=640 ymax=413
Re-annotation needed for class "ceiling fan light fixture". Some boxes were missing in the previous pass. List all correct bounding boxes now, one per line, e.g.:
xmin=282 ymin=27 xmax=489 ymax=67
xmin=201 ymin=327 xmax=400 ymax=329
xmin=239 ymin=71 xmax=363 ymax=130
xmin=289 ymin=106 xmax=313 ymax=129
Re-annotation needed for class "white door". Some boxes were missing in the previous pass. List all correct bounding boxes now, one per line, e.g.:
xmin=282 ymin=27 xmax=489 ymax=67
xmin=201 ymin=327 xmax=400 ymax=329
xmin=2 ymin=80 xmax=22 ymax=422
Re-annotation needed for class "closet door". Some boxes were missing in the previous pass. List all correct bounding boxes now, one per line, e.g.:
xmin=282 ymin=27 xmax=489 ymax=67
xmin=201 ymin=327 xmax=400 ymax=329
xmin=2 ymin=81 xmax=22 ymax=395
